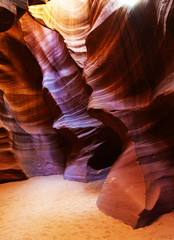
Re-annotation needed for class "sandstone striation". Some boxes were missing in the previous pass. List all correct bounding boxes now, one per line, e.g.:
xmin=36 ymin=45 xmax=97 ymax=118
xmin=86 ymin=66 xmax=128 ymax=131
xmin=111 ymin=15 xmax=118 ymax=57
xmin=0 ymin=0 xmax=173 ymax=228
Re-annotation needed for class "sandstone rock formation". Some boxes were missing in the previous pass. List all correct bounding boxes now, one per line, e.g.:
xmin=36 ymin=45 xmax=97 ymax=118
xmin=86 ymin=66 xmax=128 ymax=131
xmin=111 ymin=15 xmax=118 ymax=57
xmin=0 ymin=0 xmax=173 ymax=228
xmin=0 ymin=90 xmax=27 ymax=183
xmin=84 ymin=0 xmax=174 ymax=228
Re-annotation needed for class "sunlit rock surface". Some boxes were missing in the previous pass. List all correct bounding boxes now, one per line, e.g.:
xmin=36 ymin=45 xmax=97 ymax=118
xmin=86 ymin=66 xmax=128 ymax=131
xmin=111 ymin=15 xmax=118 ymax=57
xmin=0 ymin=2 xmax=122 ymax=183
xmin=19 ymin=13 xmax=122 ymax=181
xmin=29 ymin=0 xmax=91 ymax=68
xmin=0 ymin=0 xmax=173 ymax=228
xmin=85 ymin=0 xmax=174 ymax=228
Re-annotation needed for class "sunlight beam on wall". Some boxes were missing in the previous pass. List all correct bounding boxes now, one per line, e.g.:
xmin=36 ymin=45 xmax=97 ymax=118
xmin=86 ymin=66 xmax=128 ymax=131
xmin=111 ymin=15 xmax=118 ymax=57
xmin=120 ymin=0 xmax=142 ymax=7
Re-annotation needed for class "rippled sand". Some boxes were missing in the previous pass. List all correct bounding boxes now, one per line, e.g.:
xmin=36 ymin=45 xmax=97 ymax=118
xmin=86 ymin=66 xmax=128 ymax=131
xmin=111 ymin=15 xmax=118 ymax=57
xmin=0 ymin=175 xmax=174 ymax=240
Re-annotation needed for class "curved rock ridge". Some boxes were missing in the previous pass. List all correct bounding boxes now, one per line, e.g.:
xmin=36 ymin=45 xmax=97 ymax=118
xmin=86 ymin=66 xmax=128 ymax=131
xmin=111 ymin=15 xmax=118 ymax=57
xmin=84 ymin=0 xmax=174 ymax=228
xmin=20 ymin=13 xmax=101 ymax=130
xmin=29 ymin=0 xmax=91 ymax=68
xmin=0 ymin=89 xmax=66 ymax=179
xmin=0 ymin=90 xmax=27 ymax=183
xmin=85 ymin=0 xmax=174 ymax=111
xmin=0 ymin=22 xmax=67 ymax=178
xmin=0 ymin=22 xmax=56 ymax=135
xmin=0 ymin=0 xmax=49 ymax=32
xmin=0 ymin=10 xmax=122 ymax=183
xmin=0 ymin=0 xmax=173 ymax=228
xmin=19 ymin=13 xmax=122 ymax=181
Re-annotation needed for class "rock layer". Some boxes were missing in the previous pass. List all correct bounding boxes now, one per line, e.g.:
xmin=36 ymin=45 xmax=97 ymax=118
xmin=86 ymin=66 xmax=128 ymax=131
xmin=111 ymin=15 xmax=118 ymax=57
xmin=0 ymin=90 xmax=27 ymax=183
xmin=85 ymin=0 xmax=174 ymax=228
xmin=0 ymin=0 xmax=173 ymax=228
xmin=0 ymin=8 xmax=121 ymax=182
xmin=29 ymin=0 xmax=91 ymax=68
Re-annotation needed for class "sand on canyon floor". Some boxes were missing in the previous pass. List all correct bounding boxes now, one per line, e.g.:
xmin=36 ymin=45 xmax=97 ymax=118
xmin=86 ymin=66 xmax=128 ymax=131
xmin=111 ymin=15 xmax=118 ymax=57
xmin=0 ymin=175 xmax=174 ymax=240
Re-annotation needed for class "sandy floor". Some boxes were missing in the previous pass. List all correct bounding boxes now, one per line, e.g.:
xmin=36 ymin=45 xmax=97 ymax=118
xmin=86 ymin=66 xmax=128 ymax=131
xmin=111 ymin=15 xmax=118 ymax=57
xmin=0 ymin=175 xmax=174 ymax=240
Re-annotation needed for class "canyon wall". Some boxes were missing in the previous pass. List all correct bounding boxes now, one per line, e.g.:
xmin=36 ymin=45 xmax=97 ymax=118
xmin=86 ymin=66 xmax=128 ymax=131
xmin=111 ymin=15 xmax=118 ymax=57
xmin=0 ymin=0 xmax=173 ymax=228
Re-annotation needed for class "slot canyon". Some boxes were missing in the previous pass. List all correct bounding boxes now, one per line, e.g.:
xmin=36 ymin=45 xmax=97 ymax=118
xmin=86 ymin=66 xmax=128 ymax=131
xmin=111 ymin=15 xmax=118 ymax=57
xmin=0 ymin=0 xmax=174 ymax=239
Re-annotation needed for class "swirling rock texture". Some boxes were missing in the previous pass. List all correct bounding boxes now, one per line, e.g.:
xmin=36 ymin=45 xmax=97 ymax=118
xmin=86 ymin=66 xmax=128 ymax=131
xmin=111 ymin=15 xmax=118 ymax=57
xmin=0 ymin=0 xmax=174 ymax=228
xmin=0 ymin=0 xmax=122 ymax=183
xmin=0 ymin=22 xmax=66 ymax=179
xmin=84 ymin=0 xmax=174 ymax=228
xmin=29 ymin=0 xmax=92 ymax=68
xmin=19 ymin=12 xmax=122 ymax=181
xmin=0 ymin=90 xmax=27 ymax=183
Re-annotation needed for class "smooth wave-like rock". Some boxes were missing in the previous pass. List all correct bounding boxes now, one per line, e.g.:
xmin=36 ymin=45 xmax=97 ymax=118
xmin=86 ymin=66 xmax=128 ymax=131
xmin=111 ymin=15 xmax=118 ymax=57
xmin=19 ymin=12 xmax=122 ymax=181
xmin=0 ymin=22 xmax=55 ymax=134
xmin=29 ymin=0 xmax=91 ymax=68
xmin=0 ymin=20 xmax=66 ymax=178
xmin=20 ymin=13 xmax=100 ymax=130
xmin=0 ymin=87 xmax=66 ymax=179
xmin=0 ymin=0 xmax=173 ymax=228
xmin=85 ymin=0 xmax=174 ymax=228
xmin=0 ymin=0 xmax=49 ymax=32
xmin=0 ymin=5 xmax=121 ymax=183
xmin=0 ymin=90 xmax=27 ymax=183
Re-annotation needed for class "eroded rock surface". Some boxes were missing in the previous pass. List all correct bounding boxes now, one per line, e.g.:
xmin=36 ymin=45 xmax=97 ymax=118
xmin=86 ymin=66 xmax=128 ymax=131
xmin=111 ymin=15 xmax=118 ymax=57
xmin=0 ymin=0 xmax=173 ymax=228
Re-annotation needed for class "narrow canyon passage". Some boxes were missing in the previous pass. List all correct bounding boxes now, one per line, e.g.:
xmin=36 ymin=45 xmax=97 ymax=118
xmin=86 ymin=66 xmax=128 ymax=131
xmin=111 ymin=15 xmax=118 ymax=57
xmin=0 ymin=0 xmax=174 ymax=232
